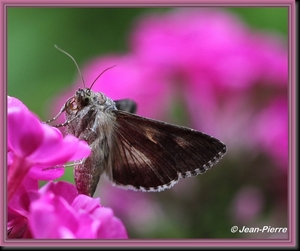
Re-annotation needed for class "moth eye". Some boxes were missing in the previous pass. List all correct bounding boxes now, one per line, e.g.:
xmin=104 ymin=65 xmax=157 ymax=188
xmin=65 ymin=98 xmax=78 ymax=115
xmin=69 ymin=99 xmax=78 ymax=110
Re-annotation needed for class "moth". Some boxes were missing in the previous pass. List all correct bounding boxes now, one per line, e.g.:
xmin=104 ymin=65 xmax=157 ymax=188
xmin=47 ymin=46 xmax=227 ymax=197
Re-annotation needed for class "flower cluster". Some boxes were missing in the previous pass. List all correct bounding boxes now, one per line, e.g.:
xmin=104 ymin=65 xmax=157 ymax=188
xmin=129 ymin=8 xmax=288 ymax=169
xmin=10 ymin=8 xmax=288 ymax=238
xmin=54 ymin=8 xmax=287 ymax=171
xmin=50 ymin=8 xmax=287 ymax=236
xmin=8 ymin=180 xmax=128 ymax=238
xmin=7 ymin=96 xmax=128 ymax=239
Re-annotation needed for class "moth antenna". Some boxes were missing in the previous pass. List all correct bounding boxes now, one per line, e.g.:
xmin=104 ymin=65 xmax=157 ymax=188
xmin=89 ymin=65 xmax=116 ymax=90
xmin=54 ymin=45 xmax=86 ymax=88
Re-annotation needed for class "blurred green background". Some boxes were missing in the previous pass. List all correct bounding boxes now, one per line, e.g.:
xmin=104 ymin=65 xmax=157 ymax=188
xmin=7 ymin=7 xmax=288 ymax=239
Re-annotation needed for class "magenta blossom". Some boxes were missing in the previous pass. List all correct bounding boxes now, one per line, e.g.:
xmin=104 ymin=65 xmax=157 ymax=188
xmin=8 ymin=181 xmax=128 ymax=239
xmin=44 ymin=9 xmax=288 ymax=238
xmin=130 ymin=8 xmax=287 ymax=88
xmin=53 ymin=9 xmax=287 ymax=171
xmin=250 ymin=98 xmax=288 ymax=169
xmin=7 ymin=96 xmax=91 ymax=201
xmin=7 ymin=176 xmax=39 ymax=238
xmin=7 ymin=96 xmax=127 ymax=239
xmin=129 ymin=8 xmax=288 ymax=170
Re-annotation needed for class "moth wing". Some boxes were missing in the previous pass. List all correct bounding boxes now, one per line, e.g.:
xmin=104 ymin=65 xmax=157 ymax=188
xmin=114 ymin=99 xmax=137 ymax=114
xmin=106 ymin=110 xmax=227 ymax=192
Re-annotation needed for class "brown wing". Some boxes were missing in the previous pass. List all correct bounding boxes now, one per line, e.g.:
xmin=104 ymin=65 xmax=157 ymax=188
xmin=106 ymin=110 xmax=227 ymax=192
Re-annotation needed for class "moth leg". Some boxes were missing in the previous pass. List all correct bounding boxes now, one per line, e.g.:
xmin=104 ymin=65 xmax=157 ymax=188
xmin=44 ymin=96 xmax=74 ymax=125
xmin=44 ymin=105 xmax=66 ymax=124
xmin=88 ymin=127 xmax=97 ymax=135
xmin=51 ymin=115 xmax=80 ymax=128
xmin=82 ymin=119 xmax=99 ymax=140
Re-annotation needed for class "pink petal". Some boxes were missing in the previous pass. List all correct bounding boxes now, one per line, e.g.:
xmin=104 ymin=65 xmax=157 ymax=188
xmin=8 ymin=107 xmax=44 ymax=157
xmin=94 ymin=207 xmax=128 ymax=239
xmin=28 ymin=124 xmax=91 ymax=166
xmin=8 ymin=96 xmax=28 ymax=111
xmin=7 ymin=214 xmax=29 ymax=238
xmin=71 ymin=194 xmax=101 ymax=212
xmin=8 ymin=177 xmax=39 ymax=217
xmin=29 ymin=193 xmax=78 ymax=238
xmin=28 ymin=165 xmax=65 ymax=180
xmin=39 ymin=181 xmax=78 ymax=205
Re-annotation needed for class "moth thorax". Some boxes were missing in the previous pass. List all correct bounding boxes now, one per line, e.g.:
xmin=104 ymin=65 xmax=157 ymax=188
xmin=96 ymin=93 xmax=117 ymax=112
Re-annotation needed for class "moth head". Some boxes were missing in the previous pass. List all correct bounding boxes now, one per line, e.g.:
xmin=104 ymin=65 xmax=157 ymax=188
xmin=63 ymin=88 xmax=92 ymax=115
xmin=74 ymin=88 xmax=93 ymax=109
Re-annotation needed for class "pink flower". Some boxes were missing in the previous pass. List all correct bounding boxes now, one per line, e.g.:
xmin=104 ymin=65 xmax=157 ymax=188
xmin=130 ymin=8 xmax=287 ymax=88
xmin=97 ymin=181 xmax=163 ymax=231
xmin=7 ymin=97 xmax=127 ymax=239
xmin=44 ymin=9 xmax=288 ymax=236
xmin=51 ymin=8 xmax=287 ymax=167
xmin=7 ymin=96 xmax=91 ymax=201
xmin=8 ymin=181 xmax=128 ymax=239
xmin=7 ymin=176 xmax=39 ymax=238
xmin=251 ymin=98 xmax=288 ymax=169
xmin=129 ymin=8 xmax=288 ymax=169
